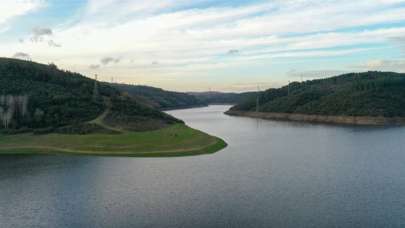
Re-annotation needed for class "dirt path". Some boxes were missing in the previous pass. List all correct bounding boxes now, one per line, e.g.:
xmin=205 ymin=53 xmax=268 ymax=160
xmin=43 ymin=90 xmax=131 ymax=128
xmin=88 ymin=98 xmax=127 ymax=133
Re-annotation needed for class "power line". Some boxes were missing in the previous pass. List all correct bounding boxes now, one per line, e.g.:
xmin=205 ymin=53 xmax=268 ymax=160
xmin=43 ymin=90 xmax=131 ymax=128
xmin=256 ymin=85 xmax=261 ymax=112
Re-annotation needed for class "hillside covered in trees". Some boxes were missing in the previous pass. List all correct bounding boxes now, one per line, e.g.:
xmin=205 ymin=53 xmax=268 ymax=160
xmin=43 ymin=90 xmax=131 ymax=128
xmin=0 ymin=58 xmax=180 ymax=134
xmin=189 ymin=91 xmax=257 ymax=104
xmin=230 ymin=72 xmax=405 ymax=118
xmin=112 ymin=84 xmax=206 ymax=110
xmin=113 ymin=84 xmax=257 ymax=110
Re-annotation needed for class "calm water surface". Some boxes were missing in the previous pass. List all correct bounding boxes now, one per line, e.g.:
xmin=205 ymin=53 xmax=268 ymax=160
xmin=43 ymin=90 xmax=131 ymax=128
xmin=2 ymin=105 xmax=405 ymax=227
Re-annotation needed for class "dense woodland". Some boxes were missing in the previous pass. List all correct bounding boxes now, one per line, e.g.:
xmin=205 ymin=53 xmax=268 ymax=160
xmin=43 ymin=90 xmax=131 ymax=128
xmin=112 ymin=84 xmax=256 ymax=109
xmin=0 ymin=58 xmax=179 ymax=133
xmin=189 ymin=91 xmax=257 ymax=105
xmin=231 ymin=72 xmax=405 ymax=117
xmin=111 ymin=84 xmax=206 ymax=110
xmin=104 ymin=95 xmax=180 ymax=131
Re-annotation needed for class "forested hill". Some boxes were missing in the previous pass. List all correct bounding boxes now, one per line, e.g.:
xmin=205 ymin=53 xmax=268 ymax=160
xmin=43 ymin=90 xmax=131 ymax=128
xmin=113 ymin=84 xmax=258 ymax=109
xmin=231 ymin=72 xmax=405 ymax=117
xmin=0 ymin=58 xmax=180 ymax=133
xmin=111 ymin=84 xmax=206 ymax=110
xmin=189 ymin=91 xmax=257 ymax=104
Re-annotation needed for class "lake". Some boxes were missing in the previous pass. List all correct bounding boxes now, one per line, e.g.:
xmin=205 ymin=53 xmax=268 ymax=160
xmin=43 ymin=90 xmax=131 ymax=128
xmin=2 ymin=105 xmax=405 ymax=227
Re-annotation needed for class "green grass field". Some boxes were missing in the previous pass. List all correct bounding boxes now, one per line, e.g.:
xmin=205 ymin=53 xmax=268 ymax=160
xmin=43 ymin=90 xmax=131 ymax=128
xmin=0 ymin=124 xmax=227 ymax=157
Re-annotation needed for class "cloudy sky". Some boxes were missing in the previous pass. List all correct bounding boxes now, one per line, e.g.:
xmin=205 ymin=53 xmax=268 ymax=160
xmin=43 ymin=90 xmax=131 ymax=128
xmin=1 ymin=0 xmax=405 ymax=91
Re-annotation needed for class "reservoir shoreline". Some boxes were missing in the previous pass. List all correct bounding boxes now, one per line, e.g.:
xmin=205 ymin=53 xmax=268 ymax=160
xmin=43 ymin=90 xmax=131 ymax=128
xmin=4 ymin=105 xmax=405 ymax=227
xmin=225 ymin=110 xmax=405 ymax=126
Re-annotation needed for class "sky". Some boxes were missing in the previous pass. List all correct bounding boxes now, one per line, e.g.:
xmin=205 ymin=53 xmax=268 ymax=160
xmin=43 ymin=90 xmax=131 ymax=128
xmin=1 ymin=0 xmax=405 ymax=92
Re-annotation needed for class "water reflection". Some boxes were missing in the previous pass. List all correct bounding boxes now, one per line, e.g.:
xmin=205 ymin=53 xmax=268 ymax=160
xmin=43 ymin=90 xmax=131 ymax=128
xmin=2 ymin=105 xmax=405 ymax=227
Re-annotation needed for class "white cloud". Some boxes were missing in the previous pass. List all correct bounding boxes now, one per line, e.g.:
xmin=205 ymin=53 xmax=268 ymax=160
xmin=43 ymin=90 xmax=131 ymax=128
xmin=31 ymin=27 xmax=53 ymax=42
xmin=3 ymin=0 xmax=405 ymax=90
xmin=356 ymin=59 xmax=405 ymax=72
xmin=0 ymin=0 xmax=44 ymax=27
xmin=48 ymin=40 xmax=61 ymax=47
xmin=12 ymin=52 xmax=31 ymax=60
xmin=100 ymin=57 xmax=120 ymax=65
xmin=287 ymin=69 xmax=349 ymax=79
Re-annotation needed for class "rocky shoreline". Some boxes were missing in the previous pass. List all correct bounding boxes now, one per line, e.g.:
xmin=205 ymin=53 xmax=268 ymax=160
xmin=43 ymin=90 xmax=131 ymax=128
xmin=225 ymin=110 xmax=405 ymax=126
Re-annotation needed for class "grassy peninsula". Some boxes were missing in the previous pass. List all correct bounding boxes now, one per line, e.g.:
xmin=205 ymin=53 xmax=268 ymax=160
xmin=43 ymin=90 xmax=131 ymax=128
xmin=0 ymin=124 xmax=226 ymax=157
xmin=228 ymin=72 xmax=405 ymax=126
xmin=0 ymin=58 xmax=226 ymax=156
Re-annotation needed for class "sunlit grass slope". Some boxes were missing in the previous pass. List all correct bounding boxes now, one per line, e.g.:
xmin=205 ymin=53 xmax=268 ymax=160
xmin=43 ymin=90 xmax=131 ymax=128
xmin=0 ymin=124 xmax=227 ymax=157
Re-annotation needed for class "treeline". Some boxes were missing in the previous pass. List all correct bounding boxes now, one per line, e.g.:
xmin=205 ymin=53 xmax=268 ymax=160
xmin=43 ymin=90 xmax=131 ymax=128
xmin=0 ymin=58 xmax=180 ymax=133
xmin=189 ymin=91 xmax=257 ymax=104
xmin=231 ymin=71 xmax=405 ymax=117
xmin=104 ymin=95 xmax=181 ymax=131
xmin=113 ymin=84 xmax=258 ymax=110
xmin=0 ymin=58 xmax=109 ymax=131
xmin=111 ymin=84 xmax=206 ymax=110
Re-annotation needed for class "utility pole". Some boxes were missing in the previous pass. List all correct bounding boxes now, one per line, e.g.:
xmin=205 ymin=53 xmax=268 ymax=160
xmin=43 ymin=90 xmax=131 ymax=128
xmin=288 ymin=80 xmax=291 ymax=96
xmin=256 ymin=85 xmax=260 ymax=113
xmin=93 ymin=74 xmax=99 ymax=102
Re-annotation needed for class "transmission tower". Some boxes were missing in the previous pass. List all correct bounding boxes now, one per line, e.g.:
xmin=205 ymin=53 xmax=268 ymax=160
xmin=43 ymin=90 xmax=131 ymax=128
xmin=93 ymin=74 xmax=99 ymax=102
xmin=256 ymin=85 xmax=261 ymax=112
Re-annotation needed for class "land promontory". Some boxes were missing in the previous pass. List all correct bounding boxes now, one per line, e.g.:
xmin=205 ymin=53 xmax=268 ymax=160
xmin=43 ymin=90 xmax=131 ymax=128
xmin=0 ymin=58 xmax=226 ymax=156
xmin=227 ymin=72 xmax=405 ymax=126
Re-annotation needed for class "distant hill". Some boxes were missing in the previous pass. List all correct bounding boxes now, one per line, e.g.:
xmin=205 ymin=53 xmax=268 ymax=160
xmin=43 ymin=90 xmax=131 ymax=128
xmin=230 ymin=72 xmax=405 ymax=118
xmin=189 ymin=91 xmax=257 ymax=104
xmin=112 ymin=85 xmax=257 ymax=109
xmin=111 ymin=84 xmax=206 ymax=110
xmin=0 ymin=58 xmax=180 ymax=133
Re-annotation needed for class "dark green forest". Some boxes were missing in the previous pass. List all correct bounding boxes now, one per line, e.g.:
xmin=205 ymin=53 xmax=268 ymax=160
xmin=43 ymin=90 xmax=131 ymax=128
xmin=231 ymin=72 xmax=405 ymax=117
xmin=111 ymin=84 xmax=206 ymax=110
xmin=0 ymin=58 xmax=179 ymax=133
xmin=189 ymin=91 xmax=257 ymax=104
xmin=113 ymin=84 xmax=257 ymax=110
